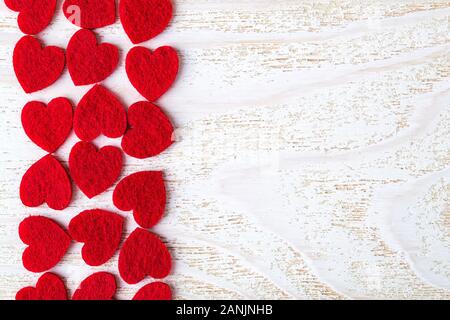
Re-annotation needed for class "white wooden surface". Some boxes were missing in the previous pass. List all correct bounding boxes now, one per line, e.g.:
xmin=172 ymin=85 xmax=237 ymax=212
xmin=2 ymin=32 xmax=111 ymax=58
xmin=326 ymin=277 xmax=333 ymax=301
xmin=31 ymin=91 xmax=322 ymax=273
xmin=0 ymin=0 xmax=449 ymax=300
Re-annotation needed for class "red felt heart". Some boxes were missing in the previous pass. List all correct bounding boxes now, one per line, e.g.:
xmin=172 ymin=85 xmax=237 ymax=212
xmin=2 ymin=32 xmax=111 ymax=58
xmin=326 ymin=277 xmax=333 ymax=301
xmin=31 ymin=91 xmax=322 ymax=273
xmin=120 ymin=0 xmax=172 ymax=44
xmin=63 ymin=0 xmax=116 ymax=29
xmin=126 ymin=46 xmax=179 ymax=102
xmin=119 ymin=228 xmax=171 ymax=284
xmin=69 ymin=209 xmax=124 ymax=266
xmin=67 ymin=29 xmax=119 ymax=86
xmin=20 ymin=154 xmax=72 ymax=210
xmin=5 ymin=0 xmax=56 ymax=35
xmin=69 ymin=141 xmax=123 ymax=199
xmin=21 ymin=98 xmax=73 ymax=153
xmin=16 ymin=273 xmax=67 ymax=300
xmin=19 ymin=216 xmax=71 ymax=273
xmin=13 ymin=35 xmax=65 ymax=93
xmin=74 ymin=85 xmax=127 ymax=141
xmin=133 ymin=282 xmax=172 ymax=300
xmin=113 ymin=171 xmax=166 ymax=228
xmin=72 ymin=272 xmax=116 ymax=300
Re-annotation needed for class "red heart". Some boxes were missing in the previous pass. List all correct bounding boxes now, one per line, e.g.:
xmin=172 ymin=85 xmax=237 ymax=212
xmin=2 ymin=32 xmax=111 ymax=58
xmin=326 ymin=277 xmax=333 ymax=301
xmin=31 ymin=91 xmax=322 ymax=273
xmin=69 ymin=209 xmax=124 ymax=266
xmin=5 ymin=0 xmax=56 ymax=35
xmin=119 ymin=228 xmax=171 ymax=284
xmin=19 ymin=216 xmax=71 ymax=273
xmin=63 ymin=0 xmax=116 ymax=29
xmin=74 ymin=85 xmax=127 ymax=141
xmin=122 ymin=102 xmax=173 ymax=159
xmin=113 ymin=171 xmax=166 ymax=228
xmin=69 ymin=141 xmax=123 ymax=199
xmin=20 ymin=154 xmax=72 ymax=210
xmin=120 ymin=0 xmax=172 ymax=44
xmin=133 ymin=282 xmax=172 ymax=300
xmin=13 ymin=36 xmax=65 ymax=93
xmin=67 ymin=29 xmax=119 ymax=86
xmin=126 ymin=46 xmax=179 ymax=102
xmin=72 ymin=272 xmax=116 ymax=300
xmin=16 ymin=273 xmax=67 ymax=300
xmin=21 ymin=97 xmax=73 ymax=153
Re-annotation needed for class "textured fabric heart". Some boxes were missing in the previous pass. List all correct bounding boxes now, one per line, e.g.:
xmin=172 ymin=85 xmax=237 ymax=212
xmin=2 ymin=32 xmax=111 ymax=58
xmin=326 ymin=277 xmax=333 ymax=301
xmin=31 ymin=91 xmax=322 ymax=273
xmin=13 ymin=36 xmax=65 ymax=93
xmin=120 ymin=0 xmax=172 ymax=44
xmin=19 ymin=216 xmax=71 ymax=273
xmin=21 ymin=97 xmax=73 ymax=153
xmin=67 ymin=29 xmax=119 ymax=86
xmin=16 ymin=273 xmax=67 ymax=300
xmin=126 ymin=46 xmax=179 ymax=102
xmin=133 ymin=282 xmax=172 ymax=300
xmin=5 ymin=0 xmax=56 ymax=35
xmin=113 ymin=171 xmax=166 ymax=228
xmin=72 ymin=272 xmax=116 ymax=300
xmin=69 ymin=141 xmax=123 ymax=199
xmin=63 ymin=0 xmax=116 ymax=29
xmin=20 ymin=154 xmax=72 ymax=210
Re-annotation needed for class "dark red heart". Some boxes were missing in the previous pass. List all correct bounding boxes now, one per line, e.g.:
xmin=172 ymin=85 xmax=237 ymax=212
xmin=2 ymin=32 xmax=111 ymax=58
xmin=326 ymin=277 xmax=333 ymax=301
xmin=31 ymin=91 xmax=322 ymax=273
xmin=126 ymin=46 xmax=179 ymax=102
xmin=113 ymin=171 xmax=166 ymax=228
xmin=5 ymin=0 xmax=56 ymax=35
xmin=16 ymin=273 xmax=67 ymax=300
xmin=72 ymin=272 xmax=116 ymax=300
xmin=67 ymin=29 xmax=119 ymax=86
xmin=119 ymin=228 xmax=171 ymax=284
xmin=120 ymin=0 xmax=172 ymax=44
xmin=13 ymin=36 xmax=65 ymax=93
xmin=69 ymin=141 xmax=122 ymax=199
xmin=20 ymin=154 xmax=72 ymax=210
xmin=69 ymin=209 xmax=124 ymax=266
xmin=21 ymin=97 xmax=73 ymax=153
xmin=19 ymin=216 xmax=71 ymax=273
xmin=133 ymin=282 xmax=172 ymax=300
xmin=74 ymin=85 xmax=127 ymax=141
xmin=63 ymin=0 xmax=116 ymax=29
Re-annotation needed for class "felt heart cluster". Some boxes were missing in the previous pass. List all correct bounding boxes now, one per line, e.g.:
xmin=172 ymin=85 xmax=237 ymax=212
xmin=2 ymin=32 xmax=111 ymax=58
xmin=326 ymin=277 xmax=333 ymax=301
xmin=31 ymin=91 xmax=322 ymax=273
xmin=10 ymin=0 xmax=179 ymax=300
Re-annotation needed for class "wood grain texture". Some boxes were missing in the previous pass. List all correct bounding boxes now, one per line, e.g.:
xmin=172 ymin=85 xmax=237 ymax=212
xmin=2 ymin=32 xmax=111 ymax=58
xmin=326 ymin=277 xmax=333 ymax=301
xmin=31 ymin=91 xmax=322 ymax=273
xmin=0 ymin=0 xmax=449 ymax=300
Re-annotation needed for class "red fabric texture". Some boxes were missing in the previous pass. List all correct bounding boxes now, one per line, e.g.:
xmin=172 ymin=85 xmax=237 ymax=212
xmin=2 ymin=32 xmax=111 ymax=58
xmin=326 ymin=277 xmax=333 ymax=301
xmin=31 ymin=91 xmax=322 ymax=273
xmin=20 ymin=154 xmax=72 ymax=210
xmin=122 ymin=102 xmax=173 ymax=159
xmin=72 ymin=272 xmax=116 ymax=300
xmin=19 ymin=216 xmax=71 ymax=273
xmin=63 ymin=0 xmax=116 ymax=29
xmin=69 ymin=141 xmax=123 ymax=199
xmin=16 ymin=273 xmax=67 ymax=300
xmin=74 ymin=85 xmax=127 ymax=141
xmin=118 ymin=228 xmax=172 ymax=284
xmin=126 ymin=46 xmax=178 ymax=102
xmin=68 ymin=209 xmax=124 ymax=266
xmin=13 ymin=35 xmax=65 ymax=93
xmin=113 ymin=171 xmax=166 ymax=228
xmin=133 ymin=282 xmax=172 ymax=300
xmin=67 ymin=29 xmax=118 ymax=86
xmin=120 ymin=0 xmax=172 ymax=44
xmin=5 ymin=0 xmax=56 ymax=35
xmin=21 ymin=97 xmax=73 ymax=153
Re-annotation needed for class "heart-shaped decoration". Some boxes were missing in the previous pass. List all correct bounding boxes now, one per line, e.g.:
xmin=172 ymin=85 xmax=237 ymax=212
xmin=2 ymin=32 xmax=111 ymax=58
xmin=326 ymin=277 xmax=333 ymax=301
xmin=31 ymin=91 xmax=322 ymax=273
xmin=72 ymin=272 xmax=116 ymax=300
xmin=120 ymin=0 xmax=172 ymax=44
xmin=69 ymin=209 xmax=124 ymax=266
xmin=119 ymin=228 xmax=171 ymax=284
xmin=5 ymin=0 xmax=56 ymax=35
xmin=74 ymin=85 xmax=127 ymax=141
xmin=19 ymin=216 xmax=71 ymax=273
xmin=122 ymin=102 xmax=173 ymax=159
xmin=63 ymin=0 xmax=116 ymax=29
xmin=20 ymin=154 xmax=72 ymax=210
xmin=69 ymin=141 xmax=122 ymax=199
xmin=133 ymin=282 xmax=172 ymax=300
xmin=113 ymin=171 xmax=166 ymax=228
xmin=21 ymin=98 xmax=73 ymax=153
xmin=67 ymin=29 xmax=119 ymax=86
xmin=13 ymin=36 xmax=65 ymax=93
xmin=126 ymin=46 xmax=179 ymax=102
xmin=16 ymin=273 xmax=67 ymax=300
